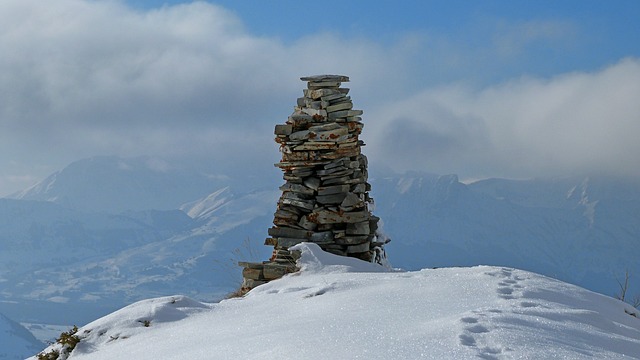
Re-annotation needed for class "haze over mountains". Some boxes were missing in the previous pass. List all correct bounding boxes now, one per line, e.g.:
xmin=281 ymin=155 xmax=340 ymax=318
xmin=1 ymin=155 xmax=639 ymax=358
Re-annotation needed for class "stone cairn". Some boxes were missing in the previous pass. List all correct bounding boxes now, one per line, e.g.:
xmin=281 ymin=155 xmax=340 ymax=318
xmin=238 ymin=75 xmax=389 ymax=294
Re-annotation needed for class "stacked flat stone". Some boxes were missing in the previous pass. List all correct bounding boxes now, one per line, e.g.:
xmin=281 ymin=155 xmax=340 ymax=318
xmin=238 ymin=75 xmax=389 ymax=294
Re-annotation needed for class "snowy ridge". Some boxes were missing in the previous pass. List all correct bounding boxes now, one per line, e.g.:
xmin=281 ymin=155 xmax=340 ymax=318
xmin=9 ymin=156 xmax=227 ymax=212
xmin=28 ymin=244 xmax=640 ymax=360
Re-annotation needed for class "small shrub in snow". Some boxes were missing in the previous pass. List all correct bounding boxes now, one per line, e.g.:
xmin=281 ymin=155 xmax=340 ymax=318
xmin=36 ymin=349 xmax=59 ymax=360
xmin=36 ymin=326 xmax=81 ymax=360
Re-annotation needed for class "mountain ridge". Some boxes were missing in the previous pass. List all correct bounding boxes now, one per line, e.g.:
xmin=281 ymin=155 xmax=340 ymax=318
xmin=1 ymin=156 xmax=639 ymax=330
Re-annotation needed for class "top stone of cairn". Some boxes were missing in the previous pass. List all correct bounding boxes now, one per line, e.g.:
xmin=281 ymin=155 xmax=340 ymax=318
xmin=300 ymin=75 xmax=350 ymax=82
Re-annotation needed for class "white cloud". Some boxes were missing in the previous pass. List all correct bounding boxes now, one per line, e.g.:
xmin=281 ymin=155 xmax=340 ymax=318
xmin=367 ymin=58 xmax=640 ymax=179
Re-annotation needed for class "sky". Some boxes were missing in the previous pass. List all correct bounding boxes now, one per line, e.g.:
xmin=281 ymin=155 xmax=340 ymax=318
xmin=1 ymin=0 xmax=640 ymax=196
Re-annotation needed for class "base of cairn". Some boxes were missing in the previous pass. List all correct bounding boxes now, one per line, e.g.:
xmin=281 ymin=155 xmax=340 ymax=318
xmin=237 ymin=249 xmax=301 ymax=295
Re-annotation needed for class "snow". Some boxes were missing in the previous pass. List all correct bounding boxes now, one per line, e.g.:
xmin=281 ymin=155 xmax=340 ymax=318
xmin=28 ymin=243 xmax=640 ymax=360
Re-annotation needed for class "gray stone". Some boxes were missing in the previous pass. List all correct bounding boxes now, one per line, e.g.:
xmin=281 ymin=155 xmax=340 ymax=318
xmin=263 ymin=264 xmax=297 ymax=280
xmin=303 ymin=177 xmax=321 ymax=190
xmin=242 ymin=267 xmax=263 ymax=280
xmin=311 ymin=127 xmax=349 ymax=142
xmin=325 ymin=158 xmax=350 ymax=169
xmin=316 ymin=166 xmax=348 ymax=176
xmin=309 ymin=231 xmax=334 ymax=243
xmin=291 ymin=168 xmax=314 ymax=176
xmin=306 ymin=100 xmax=323 ymax=109
xmin=277 ymin=160 xmax=330 ymax=168
xmin=275 ymin=124 xmax=293 ymax=135
xmin=274 ymin=209 xmax=299 ymax=221
xmin=346 ymin=242 xmax=370 ymax=254
xmin=319 ymin=147 xmax=360 ymax=159
xmin=322 ymin=176 xmax=352 ymax=185
xmin=268 ymin=226 xmax=310 ymax=239
xmin=316 ymin=193 xmax=347 ymax=204
xmin=294 ymin=142 xmax=338 ymax=151
xmin=289 ymin=130 xmax=311 ymax=141
xmin=328 ymin=109 xmax=363 ymax=120
xmin=309 ymin=88 xmax=340 ymax=100
xmin=358 ymin=154 xmax=368 ymax=167
xmin=300 ymin=75 xmax=349 ymax=82
xmin=307 ymin=81 xmax=341 ymax=88
xmin=317 ymin=184 xmax=350 ymax=196
xmin=321 ymin=93 xmax=347 ymax=102
xmin=328 ymin=96 xmax=351 ymax=104
xmin=341 ymin=192 xmax=363 ymax=208
xmin=309 ymin=122 xmax=342 ymax=132
xmin=282 ymin=191 xmax=311 ymax=202
xmin=282 ymin=174 xmax=303 ymax=183
xmin=289 ymin=113 xmax=313 ymax=122
xmin=301 ymin=107 xmax=327 ymax=118
xmin=280 ymin=183 xmax=315 ymax=195
xmin=281 ymin=198 xmax=315 ymax=211
xmin=335 ymin=235 xmax=369 ymax=245
xmin=298 ymin=215 xmax=317 ymax=230
xmin=321 ymin=169 xmax=354 ymax=179
xmin=283 ymin=151 xmax=323 ymax=162
xmin=242 ymin=278 xmax=268 ymax=289
xmin=276 ymin=237 xmax=307 ymax=248
xmin=326 ymin=101 xmax=353 ymax=113
xmin=351 ymin=183 xmax=366 ymax=193
xmin=346 ymin=221 xmax=370 ymax=235
xmin=308 ymin=209 xmax=370 ymax=224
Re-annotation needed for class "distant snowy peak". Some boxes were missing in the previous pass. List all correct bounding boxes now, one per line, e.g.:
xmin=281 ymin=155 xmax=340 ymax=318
xmin=8 ymin=156 xmax=228 ymax=212
xmin=11 ymin=171 xmax=60 ymax=201
xmin=180 ymin=186 xmax=234 ymax=219
xmin=470 ymin=175 xmax=640 ymax=208
xmin=180 ymin=187 xmax=278 ymax=233
xmin=0 ymin=312 xmax=44 ymax=360
xmin=373 ymin=172 xmax=467 ymax=207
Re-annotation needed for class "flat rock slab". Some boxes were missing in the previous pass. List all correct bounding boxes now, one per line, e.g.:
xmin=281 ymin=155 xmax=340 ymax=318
xmin=301 ymin=75 xmax=350 ymax=82
xmin=308 ymin=209 xmax=370 ymax=224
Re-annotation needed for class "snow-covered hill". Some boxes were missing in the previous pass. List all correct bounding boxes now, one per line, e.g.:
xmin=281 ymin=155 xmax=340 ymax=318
xmin=27 ymin=244 xmax=640 ymax=360
xmin=0 ymin=312 xmax=43 ymax=360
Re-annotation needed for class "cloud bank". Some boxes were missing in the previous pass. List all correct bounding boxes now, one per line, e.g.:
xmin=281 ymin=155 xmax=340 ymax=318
xmin=0 ymin=0 xmax=638 ymax=194
xmin=366 ymin=58 xmax=640 ymax=179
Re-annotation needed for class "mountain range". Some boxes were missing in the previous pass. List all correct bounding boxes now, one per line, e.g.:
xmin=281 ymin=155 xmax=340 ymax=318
xmin=1 ymin=155 xmax=639 ymax=358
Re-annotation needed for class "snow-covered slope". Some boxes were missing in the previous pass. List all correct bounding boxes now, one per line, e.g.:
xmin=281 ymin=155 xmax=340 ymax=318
xmin=28 ymin=244 xmax=640 ymax=360
xmin=9 ymin=156 xmax=227 ymax=212
xmin=0 ymin=313 xmax=43 ymax=360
